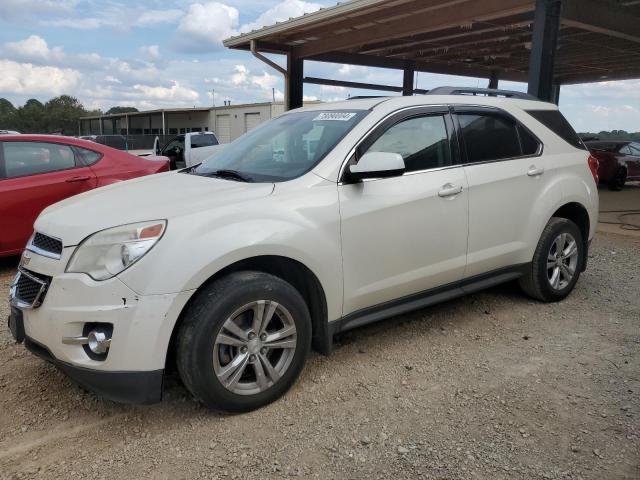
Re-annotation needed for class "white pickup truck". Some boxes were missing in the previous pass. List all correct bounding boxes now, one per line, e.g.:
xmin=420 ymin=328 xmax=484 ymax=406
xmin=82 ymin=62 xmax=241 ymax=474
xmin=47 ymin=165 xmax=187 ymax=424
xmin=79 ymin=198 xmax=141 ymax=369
xmin=153 ymin=131 xmax=225 ymax=169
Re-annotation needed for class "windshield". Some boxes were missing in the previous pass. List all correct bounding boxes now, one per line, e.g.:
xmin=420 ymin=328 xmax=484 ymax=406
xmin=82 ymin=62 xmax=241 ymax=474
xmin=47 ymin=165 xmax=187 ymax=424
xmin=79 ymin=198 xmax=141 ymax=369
xmin=190 ymin=110 xmax=368 ymax=182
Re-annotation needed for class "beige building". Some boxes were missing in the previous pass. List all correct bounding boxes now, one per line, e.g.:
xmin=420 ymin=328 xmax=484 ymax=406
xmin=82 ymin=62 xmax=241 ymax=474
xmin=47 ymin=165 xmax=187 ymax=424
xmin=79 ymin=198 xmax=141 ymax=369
xmin=79 ymin=101 xmax=297 ymax=144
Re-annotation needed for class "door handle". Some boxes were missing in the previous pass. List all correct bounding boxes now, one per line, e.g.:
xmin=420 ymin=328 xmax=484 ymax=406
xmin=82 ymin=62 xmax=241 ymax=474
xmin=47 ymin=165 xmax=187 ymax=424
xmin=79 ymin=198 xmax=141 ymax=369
xmin=65 ymin=175 xmax=91 ymax=183
xmin=438 ymin=183 xmax=463 ymax=197
xmin=527 ymin=166 xmax=545 ymax=177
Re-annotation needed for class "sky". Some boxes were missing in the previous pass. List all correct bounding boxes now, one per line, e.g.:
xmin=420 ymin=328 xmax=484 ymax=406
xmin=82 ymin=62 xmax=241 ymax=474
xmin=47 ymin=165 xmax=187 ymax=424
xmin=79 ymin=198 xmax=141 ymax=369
xmin=0 ymin=0 xmax=638 ymax=133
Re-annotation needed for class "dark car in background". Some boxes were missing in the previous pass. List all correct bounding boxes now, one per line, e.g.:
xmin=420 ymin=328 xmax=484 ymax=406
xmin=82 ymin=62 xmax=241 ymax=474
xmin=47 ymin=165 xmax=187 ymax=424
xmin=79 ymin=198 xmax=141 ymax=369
xmin=0 ymin=135 xmax=169 ymax=257
xmin=585 ymin=140 xmax=640 ymax=190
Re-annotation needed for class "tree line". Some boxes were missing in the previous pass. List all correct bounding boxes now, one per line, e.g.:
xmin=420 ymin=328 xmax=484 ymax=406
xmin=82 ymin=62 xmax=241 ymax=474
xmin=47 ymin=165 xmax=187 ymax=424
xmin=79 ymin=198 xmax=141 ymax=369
xmin=0 ymin=96 xmax=138 ymax=136
xmin=578 ymin=130 xmax=640 ymax=142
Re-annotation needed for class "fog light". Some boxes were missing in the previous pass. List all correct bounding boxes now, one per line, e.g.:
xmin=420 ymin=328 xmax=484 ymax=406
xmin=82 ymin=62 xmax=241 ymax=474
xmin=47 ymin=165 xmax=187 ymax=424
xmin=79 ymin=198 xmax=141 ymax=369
xmin=62 ymin=324 xmax=112 ymax=360
xmin=87 ymin=330 xmax=111 ymax=354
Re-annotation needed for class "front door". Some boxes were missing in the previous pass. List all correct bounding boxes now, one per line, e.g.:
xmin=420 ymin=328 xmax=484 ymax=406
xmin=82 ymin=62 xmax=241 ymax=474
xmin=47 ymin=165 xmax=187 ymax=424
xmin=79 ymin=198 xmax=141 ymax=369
xmin=339 ymin=109 xmax=468 ymax=315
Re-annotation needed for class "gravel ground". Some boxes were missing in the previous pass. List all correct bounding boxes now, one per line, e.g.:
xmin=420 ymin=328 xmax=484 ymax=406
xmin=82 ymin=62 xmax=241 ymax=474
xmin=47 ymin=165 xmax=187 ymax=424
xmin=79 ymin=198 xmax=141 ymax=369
xmin=0 ymin=231 xmax=638 ymax=480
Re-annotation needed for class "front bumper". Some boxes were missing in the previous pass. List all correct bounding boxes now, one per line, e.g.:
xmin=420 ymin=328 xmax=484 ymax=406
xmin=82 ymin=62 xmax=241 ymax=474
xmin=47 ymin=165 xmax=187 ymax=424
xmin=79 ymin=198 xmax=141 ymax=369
xmin=25 ymin=336 xmax=163 ymax=404
xmin=10 ymin=248 xmax=194 ymax=403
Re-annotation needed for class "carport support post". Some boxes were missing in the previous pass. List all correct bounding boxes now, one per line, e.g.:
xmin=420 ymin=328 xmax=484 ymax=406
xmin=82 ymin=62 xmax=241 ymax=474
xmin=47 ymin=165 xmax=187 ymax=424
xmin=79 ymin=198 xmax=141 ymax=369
xmin=488 ymin=71 xmax=499 ymax=89
xmin=286 ymin=51 xmax=304 ymax=110
xmin=527 ymin=0 xmax=562 ymax=102
xmin=402 ymin=61 xmax=415 ymax=96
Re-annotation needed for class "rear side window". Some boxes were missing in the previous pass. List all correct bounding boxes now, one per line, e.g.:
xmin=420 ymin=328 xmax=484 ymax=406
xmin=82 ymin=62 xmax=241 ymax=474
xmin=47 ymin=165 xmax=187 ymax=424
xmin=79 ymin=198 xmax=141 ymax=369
xmin=526 ymin=110 xmax=586 ymax=150
xmin=191 ymin=134 xmax=218 ymax=149
xmin=75 ymin=146 xmax=102 ymax=165
xmin=2 ymin=141 xmax=77 ymax=178
xmin=458 ymin=113 xmax=521 ymax=163
xmin=518 ymin=125 xmax=541 ymax=156
xmin=364 ymin=114 xmax=451 ymax=172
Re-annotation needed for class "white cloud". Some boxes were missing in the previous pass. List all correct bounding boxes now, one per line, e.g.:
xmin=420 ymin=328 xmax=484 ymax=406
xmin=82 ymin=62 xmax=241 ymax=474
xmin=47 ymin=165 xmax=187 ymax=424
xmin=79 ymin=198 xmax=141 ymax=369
xmin=240 ymin=0 xmax=322 ymax=33
xmin=3 ymin=35 xmax=65 ymax=63
xmin=135 ymin=9 xmax=184 ymax=27
xmin=131 ymin=81 xmax=199 ymax=102
xmin=0 ymin=59 xmax=80 ymax=95
xmin=174 ymin=2 xmax=239 ymax=53
xmin=0 ymin=0 xmax=77 ymax=19
xmin=139 ymin=45 xmax=161 ymax=60
xmin=43 ymin=17 xmax=104 ymax=30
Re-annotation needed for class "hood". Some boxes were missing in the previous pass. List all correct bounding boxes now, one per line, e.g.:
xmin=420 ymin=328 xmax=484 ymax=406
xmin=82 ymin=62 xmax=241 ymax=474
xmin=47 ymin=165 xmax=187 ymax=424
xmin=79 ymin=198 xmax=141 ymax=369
xmin=35 ymin=171 xmax=274 ymax=246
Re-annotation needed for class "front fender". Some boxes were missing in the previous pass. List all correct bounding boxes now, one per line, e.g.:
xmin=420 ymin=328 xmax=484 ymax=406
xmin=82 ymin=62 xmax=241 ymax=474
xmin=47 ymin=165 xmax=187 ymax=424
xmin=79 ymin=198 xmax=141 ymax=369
xmin=118 ymin=180 xmax=343 ymax=321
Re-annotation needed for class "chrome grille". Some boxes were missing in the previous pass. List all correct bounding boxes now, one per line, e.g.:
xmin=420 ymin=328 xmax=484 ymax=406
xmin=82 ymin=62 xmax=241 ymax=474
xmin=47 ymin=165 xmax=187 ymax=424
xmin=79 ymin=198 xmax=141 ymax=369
xmin=30 ymin=232 xmax=63 ymax=258
xmin=10 ymin=269 xmax=51 ymax=309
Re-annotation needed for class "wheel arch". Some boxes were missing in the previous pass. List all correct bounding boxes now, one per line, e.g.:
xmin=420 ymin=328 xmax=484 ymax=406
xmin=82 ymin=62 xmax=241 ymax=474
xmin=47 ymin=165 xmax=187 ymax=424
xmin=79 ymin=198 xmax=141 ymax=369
xmin=166 ymin=255 xmax=331 ymax=372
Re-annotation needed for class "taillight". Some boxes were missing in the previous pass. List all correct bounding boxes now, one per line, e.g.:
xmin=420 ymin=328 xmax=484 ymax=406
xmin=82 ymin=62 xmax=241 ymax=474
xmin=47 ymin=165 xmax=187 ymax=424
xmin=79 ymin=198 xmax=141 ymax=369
xmin=588 ymin=155 xmax=599 ymax=183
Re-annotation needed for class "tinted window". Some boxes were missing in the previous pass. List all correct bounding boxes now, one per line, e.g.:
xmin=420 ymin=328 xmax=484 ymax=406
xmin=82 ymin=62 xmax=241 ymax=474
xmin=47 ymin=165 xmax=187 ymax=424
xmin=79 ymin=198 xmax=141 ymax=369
xmin=364 ymin=115 xmax=450 ymax=172
xmin=191 ymin=134 xmax=218 ymax=149
xmin=3 ymin=141 xmax=77 ymax=178
xmin=458 ymin=113 xmax=521 ymax=163
xmin=527 ymin=109 xmax=586 ymax=150
xmin=76 ymin=146 xmax=102 ymax=165
xmin=518 ymin=125 xmax=541 ymax=156
xmin=629 ymin=143 xmax=640 ymax=155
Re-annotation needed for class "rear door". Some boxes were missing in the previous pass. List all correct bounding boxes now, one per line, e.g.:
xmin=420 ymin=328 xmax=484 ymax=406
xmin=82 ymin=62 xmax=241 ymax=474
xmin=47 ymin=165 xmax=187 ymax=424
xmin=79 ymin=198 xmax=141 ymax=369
xmin=0 ymin=140 xmax=97 ymax=254
xmin=453 ymin=107 xmax=547 ymax=278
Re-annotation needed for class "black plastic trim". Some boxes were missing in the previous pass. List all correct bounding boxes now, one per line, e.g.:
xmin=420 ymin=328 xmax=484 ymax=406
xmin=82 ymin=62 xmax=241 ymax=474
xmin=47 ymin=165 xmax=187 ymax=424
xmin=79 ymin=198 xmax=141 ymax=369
xmin=24 ymin=336 xmax=163 ymax=404
xmin=330 ymin=264 xmax=529 ymax=336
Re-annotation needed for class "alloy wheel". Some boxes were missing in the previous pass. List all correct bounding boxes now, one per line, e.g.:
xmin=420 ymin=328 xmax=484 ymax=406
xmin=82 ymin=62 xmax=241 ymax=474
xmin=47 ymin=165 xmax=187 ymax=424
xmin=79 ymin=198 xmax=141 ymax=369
xmin=213 ymin=300 xmax=297 ymax=395
xmin=546 ymin=232 xmax=579 ymax=290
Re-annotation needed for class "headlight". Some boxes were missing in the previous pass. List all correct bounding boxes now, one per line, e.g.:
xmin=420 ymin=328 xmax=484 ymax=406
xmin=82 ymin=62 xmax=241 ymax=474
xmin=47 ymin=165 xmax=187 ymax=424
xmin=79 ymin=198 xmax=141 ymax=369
xmin=66 ymin=220 xmax=166 ymax=280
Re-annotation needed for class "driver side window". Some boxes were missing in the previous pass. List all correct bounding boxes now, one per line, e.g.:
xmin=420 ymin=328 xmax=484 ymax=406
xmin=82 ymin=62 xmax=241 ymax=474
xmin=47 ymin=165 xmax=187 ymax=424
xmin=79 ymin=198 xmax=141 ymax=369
xmin=364 ymin=115 xmax=451 ymax=172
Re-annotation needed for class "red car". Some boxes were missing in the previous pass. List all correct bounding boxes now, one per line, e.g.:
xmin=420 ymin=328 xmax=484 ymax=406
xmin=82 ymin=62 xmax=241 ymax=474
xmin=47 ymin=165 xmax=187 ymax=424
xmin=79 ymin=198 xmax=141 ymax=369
xmin=0 ymin=135 xmax=169 ymax=257
xmin=585 ymin=140 xmax=640 ymax=190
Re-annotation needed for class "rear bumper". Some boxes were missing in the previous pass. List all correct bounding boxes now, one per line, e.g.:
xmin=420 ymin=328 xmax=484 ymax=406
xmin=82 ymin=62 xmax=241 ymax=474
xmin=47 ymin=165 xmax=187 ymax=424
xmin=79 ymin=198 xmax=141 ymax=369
xmin=25 ymin=336 xmax=163 ymax=404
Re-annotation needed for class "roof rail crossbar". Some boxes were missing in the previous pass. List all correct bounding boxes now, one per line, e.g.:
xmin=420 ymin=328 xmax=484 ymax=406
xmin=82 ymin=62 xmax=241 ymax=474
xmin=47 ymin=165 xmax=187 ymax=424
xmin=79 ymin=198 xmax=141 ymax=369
xmin=427 ymin=87 xmax=538 ymax=101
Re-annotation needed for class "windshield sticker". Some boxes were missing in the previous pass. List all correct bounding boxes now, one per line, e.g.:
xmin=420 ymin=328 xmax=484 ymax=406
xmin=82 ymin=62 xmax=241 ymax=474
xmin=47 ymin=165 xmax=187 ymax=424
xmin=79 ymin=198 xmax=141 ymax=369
xmin=313 ymin=112 xmax=357 ymax=121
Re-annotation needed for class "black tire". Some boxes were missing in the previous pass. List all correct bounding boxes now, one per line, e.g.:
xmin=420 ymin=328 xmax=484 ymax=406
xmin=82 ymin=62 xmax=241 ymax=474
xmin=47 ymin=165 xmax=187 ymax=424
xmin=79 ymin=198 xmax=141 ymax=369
xmin=176 ymin=271 xmax=311 ymax=412
xmin=608 ymin=168 xmax=626 ymax=191
xmin=519 ymin=217 xmax=584 ymax=302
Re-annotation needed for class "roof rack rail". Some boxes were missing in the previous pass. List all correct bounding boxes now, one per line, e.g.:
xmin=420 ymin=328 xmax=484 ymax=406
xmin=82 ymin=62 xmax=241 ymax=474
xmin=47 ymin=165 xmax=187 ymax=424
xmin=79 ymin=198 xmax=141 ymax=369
xmin=427 ymin=87 xmax=538 ymax=101
xmin=347 ymin=95 xmax=385 ymax=100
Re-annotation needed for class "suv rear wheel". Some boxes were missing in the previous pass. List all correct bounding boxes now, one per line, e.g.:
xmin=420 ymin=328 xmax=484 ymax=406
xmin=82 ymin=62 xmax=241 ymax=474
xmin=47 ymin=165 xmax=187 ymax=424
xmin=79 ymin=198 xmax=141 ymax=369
xmin=519 ymin=217 xmax=584 ymax=302
xmin=176 ymin=271 xmax=311 ymax=412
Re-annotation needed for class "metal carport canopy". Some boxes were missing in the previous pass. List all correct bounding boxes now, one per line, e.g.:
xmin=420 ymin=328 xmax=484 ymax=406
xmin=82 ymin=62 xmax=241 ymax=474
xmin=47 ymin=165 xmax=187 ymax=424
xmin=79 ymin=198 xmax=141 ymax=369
xmin=223 ymin=0 xmax=640 ymax=108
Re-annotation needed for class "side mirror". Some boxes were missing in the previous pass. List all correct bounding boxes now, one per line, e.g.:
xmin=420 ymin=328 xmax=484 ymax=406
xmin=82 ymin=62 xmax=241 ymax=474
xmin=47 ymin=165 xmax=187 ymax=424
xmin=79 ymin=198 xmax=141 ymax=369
xmin=348 ymin=151 xmax=405 ymax=181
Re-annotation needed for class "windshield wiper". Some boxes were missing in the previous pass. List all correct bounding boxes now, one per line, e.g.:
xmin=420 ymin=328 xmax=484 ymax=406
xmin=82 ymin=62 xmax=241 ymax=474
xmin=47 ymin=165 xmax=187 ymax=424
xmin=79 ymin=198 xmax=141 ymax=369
xmin=202 ymin=169 xmax=253 ymax=182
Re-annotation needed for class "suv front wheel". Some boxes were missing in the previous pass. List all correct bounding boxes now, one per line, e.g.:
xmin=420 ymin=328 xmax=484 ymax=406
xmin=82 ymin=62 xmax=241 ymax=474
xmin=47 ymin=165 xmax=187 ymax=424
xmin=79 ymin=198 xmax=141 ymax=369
xmin=176 ymin=271 xmax=311 ymax=412
xmin=519 ymin=217 xmax=584 ymax=302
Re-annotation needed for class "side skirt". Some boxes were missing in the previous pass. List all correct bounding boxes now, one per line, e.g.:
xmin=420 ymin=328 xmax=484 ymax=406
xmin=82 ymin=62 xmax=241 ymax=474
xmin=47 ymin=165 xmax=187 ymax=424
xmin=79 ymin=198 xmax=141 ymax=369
xmin=328 ymin=264 xmax=529 ymax=338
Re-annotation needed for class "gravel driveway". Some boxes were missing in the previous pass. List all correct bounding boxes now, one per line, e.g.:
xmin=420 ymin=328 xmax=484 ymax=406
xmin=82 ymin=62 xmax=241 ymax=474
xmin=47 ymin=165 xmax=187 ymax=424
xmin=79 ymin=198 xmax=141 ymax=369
xmin=0 ymin=231 xmax=638 ymax=480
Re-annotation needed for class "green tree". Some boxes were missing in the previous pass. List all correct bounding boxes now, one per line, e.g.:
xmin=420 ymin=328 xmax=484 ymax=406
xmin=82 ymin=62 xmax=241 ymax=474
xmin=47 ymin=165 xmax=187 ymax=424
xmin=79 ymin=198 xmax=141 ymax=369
xmin=0 ymin=98 xmax=17 ymax=130
xmin=106 ymin=106 xmax=138 ymax=115
xmin=14 ymin=99 xmax=46 ymax=133
xmin=44 ymin=95 xmax=87 ymax=135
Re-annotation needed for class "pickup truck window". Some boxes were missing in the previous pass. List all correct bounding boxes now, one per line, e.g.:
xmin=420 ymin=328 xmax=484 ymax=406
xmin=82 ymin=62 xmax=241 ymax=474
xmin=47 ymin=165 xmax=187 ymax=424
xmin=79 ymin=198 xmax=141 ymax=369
xmin=191 ymin=134 xmax=218 ymax=149
xmin=191 ymin=110 xmax=368 ymax=182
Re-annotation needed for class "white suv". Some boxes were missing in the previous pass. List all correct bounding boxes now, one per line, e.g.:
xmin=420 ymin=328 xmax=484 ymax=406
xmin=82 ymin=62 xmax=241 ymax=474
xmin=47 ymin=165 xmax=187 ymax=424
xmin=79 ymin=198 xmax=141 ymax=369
xmin=9 ymin=88 xmax=599 ymax=412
